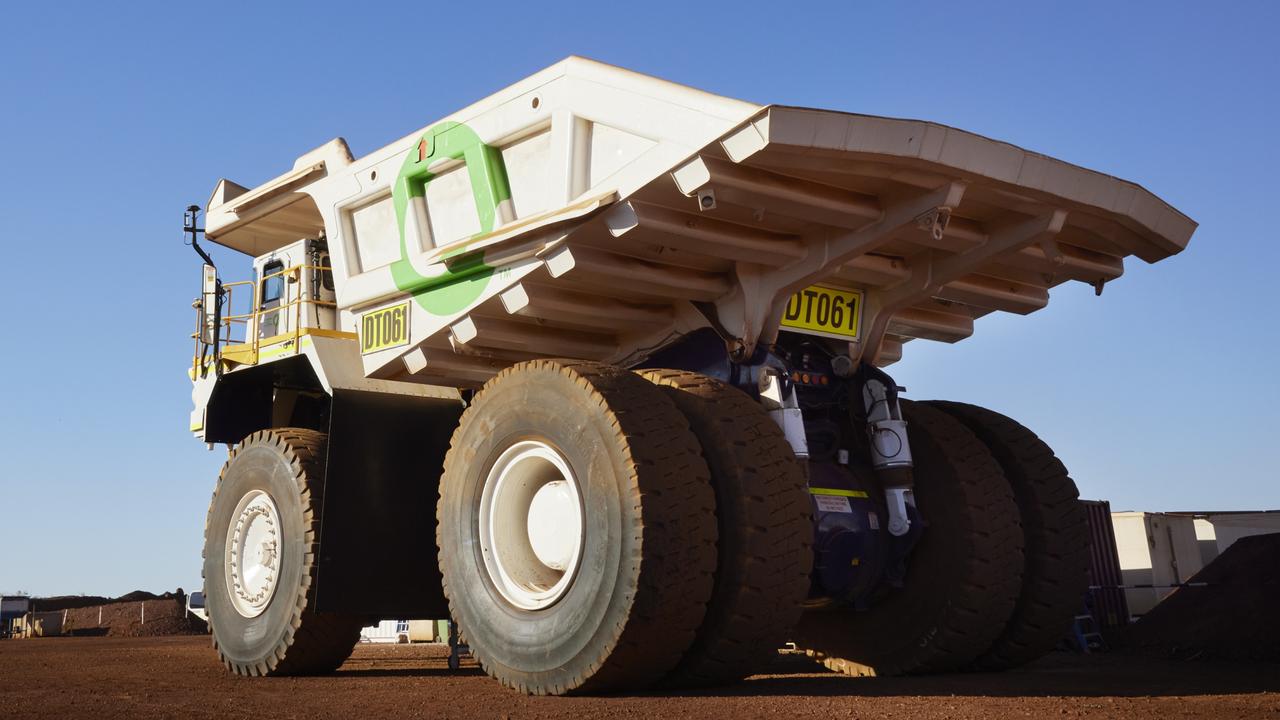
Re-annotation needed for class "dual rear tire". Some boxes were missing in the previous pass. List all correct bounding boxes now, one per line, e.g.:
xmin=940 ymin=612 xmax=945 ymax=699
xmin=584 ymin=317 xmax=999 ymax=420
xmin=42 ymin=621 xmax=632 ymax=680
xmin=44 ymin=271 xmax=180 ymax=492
xmin=795 ymin=400 xmax=1088 ymax=676
xmin=436 ymin=361 xmax=811 ymax=694
xmin=436 ymin=360 xmax=717 ymax=694
xmin=640 ymin=370 xmax=812 ymax=687
xmin=794 ymin=400 xmax=1025 ymax=676
xmin=926 ymin=401 xmax=1090 ymax=670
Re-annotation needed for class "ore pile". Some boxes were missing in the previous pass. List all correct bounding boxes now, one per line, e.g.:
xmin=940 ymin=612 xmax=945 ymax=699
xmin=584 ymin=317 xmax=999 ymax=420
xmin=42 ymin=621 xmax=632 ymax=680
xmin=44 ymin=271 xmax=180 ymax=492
xmin=38 ymin=590 xmax=208 ymax=637
xmin=1125 ymin=533 xmax=1280 ymax=662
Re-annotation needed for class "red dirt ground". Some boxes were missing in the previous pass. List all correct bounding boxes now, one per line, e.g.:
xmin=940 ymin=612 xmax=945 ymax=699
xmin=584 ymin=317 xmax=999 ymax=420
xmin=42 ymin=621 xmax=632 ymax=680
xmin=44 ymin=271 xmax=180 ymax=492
xmin=1 ymin=636 xmax=1276 ymax=719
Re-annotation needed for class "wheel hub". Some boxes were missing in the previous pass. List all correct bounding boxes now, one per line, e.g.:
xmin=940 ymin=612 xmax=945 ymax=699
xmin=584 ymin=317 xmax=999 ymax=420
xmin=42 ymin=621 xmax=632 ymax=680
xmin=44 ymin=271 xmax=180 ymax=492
xmin=225 ymin=489 xmax=283 ymax=618
xmin=479 ymin=441 xmax=584 ymax=610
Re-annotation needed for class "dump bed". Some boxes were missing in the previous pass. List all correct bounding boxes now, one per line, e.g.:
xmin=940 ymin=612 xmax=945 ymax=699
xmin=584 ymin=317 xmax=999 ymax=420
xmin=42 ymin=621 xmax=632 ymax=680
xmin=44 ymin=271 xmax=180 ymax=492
xmin=203 ymin=57 xmax=1195 ymax=387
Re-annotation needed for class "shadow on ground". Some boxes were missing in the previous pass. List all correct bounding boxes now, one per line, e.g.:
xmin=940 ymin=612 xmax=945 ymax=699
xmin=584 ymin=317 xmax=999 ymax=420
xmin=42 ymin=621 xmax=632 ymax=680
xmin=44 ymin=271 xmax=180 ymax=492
xmin=634 ymin=652 xmax=1280 ymax=699
xmin=337 ymin=645 xmax=1279 ymax=698
xmin=333 ymin=666 xmax=486 ymax=678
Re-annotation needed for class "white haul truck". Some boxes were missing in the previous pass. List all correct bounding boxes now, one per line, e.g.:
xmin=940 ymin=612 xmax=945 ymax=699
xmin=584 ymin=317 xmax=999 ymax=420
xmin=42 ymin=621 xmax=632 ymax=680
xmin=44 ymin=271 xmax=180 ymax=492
xmin=187 ymin=57 xmax=1195 ymax=693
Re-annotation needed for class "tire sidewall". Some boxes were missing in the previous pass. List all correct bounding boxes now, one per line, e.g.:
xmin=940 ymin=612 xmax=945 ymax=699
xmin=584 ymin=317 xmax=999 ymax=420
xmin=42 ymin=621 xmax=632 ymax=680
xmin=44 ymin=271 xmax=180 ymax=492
xmin=204 ymin=439 xmax=309 ymax=668
xmin=439 ymin=368 xmax=633 ymax=687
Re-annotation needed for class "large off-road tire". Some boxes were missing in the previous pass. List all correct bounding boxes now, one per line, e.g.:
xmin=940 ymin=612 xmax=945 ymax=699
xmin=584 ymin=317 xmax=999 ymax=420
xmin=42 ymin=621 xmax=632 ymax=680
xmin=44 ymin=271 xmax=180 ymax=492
xmin=793 ymin=400 xmax=1023 ymax=676
xmin=202 ymin=428 xmax=363 ymax=676
xmin=437 ymin=360 xmax=718 ymax=695
xmin=927 ymin=401 xmax=1089 ymax=670
xmin=638 ymin=370 xmax=812 ymax=687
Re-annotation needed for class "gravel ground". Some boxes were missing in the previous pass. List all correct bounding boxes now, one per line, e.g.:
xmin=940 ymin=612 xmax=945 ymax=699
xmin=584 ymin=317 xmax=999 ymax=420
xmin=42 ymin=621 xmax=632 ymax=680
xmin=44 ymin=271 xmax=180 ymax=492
xmin=1 ymin=636 xmax=1276 ymax=719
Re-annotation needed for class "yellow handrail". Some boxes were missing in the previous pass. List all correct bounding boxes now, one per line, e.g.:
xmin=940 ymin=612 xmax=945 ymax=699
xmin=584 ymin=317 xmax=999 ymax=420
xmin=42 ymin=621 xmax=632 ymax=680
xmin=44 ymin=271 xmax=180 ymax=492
xmin=192 ymin=264 xmax=338 ymax=372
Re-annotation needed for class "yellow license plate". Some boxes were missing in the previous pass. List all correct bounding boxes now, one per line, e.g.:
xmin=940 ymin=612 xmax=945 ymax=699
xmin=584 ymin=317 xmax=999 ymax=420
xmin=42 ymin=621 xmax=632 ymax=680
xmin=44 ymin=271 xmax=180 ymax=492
xmin=780 ymin=285 xmax=863 ymax=340
xmin=360 ymin=302 xmax=411 ymax=354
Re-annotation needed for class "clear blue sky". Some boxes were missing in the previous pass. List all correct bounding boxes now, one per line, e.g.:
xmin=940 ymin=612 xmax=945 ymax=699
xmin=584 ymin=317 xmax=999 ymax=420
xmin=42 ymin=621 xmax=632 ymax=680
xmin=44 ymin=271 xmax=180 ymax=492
xmin=0 ymin=1 xmax=1276 ymax=597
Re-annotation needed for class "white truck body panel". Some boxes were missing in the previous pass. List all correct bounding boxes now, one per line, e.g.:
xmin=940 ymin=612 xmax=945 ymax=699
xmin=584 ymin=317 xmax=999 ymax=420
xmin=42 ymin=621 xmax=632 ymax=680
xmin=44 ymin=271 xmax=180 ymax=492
xmin=199 ymin=56 xmax=1195 ymax=391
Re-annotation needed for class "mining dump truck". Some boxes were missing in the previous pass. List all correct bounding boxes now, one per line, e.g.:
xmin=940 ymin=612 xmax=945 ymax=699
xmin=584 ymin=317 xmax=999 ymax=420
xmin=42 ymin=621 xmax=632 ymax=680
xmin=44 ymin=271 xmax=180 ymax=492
xmin=186 ymin=57 xmax=1195 ymax=693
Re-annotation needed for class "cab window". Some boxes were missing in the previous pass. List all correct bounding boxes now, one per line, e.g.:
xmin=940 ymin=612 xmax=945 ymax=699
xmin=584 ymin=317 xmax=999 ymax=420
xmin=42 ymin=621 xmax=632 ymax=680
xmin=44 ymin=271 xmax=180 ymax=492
xmin=318 ymin=252 xmax=335 ymax=292
xmin=261 ymin=260 xmax=285 ymax=307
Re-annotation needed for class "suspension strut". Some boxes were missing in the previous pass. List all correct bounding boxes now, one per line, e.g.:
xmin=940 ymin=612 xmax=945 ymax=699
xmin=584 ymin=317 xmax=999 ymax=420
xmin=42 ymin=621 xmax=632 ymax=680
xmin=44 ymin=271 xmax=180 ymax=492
xmin=854 ymin=364 xmax=915 ymax=536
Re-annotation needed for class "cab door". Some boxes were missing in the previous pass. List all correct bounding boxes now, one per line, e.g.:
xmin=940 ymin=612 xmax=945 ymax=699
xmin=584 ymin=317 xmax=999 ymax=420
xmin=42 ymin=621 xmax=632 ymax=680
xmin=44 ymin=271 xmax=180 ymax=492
xmin=312 ymin=248 xmax=337 ymax=331
xmin=258 ymin=258 xmax=286 ymax=339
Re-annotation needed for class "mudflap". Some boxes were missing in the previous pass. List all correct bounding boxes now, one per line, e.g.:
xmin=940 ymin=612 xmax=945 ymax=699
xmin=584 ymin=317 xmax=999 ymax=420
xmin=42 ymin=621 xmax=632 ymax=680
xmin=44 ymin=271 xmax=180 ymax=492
xmin=315 ymin=389 xmax=463 ymax=618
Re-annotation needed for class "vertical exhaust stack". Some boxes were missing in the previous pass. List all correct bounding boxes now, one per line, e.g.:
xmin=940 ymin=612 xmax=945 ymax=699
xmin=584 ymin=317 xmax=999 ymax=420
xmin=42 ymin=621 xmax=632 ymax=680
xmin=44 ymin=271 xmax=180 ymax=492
xmin=185 ymin=205 xmax=222 ymax=379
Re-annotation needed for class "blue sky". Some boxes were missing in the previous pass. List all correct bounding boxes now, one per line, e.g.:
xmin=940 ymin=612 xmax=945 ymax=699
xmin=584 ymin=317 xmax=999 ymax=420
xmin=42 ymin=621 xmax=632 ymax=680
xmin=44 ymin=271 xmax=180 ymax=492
xmin=0 ymin=1 xmax=1275 ymax=596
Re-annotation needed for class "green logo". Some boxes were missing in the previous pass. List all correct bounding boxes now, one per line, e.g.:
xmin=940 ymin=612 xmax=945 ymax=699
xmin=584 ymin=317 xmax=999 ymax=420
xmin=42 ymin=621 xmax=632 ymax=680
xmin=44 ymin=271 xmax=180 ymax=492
xmin=391 ymin=122 xmax=512 ymax=315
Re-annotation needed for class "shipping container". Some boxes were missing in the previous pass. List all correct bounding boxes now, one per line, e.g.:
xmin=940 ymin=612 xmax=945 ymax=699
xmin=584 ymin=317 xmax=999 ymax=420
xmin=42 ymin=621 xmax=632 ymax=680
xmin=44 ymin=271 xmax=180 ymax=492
xmin=360 ymin=619 xmax=410 ymax=643
xmin=1173 ymin=511 xmax=1280 ymax=565
xmin=1111 ymin=511 xmax=1205 ymax=617
xmin=1082 ymin=500 xmax=1129 ymax=632
xmin=407 ymin=619 xmax=450 ymax=643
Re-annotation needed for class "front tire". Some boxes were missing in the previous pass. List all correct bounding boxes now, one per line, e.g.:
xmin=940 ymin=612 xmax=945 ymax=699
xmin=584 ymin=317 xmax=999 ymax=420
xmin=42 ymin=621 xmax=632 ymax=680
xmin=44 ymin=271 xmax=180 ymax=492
xmin=202 ymin=428 xmax=363 ymax=676
xmin=437 ymin=360 xmax=718 ymax=695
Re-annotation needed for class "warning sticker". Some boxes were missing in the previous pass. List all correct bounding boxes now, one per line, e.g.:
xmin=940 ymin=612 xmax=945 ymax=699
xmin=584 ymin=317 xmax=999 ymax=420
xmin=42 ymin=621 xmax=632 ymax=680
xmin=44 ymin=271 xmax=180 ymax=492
xmin=814 ymin=495 xmax=853 ymax=514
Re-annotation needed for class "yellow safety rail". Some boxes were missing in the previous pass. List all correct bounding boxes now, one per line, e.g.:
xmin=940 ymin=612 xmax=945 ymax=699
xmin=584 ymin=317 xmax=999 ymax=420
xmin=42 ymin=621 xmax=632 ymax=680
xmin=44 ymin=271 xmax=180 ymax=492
xmin=191 ymin=264 xmax=343 ymax=374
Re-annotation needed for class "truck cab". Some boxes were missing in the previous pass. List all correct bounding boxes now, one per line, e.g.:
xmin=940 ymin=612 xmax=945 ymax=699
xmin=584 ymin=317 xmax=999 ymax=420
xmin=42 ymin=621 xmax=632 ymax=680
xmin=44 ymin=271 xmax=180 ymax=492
xmin=250 ymin=238 xmax=337 ymax=341
xmin=192 ymin=237 xmax=337 ymax=371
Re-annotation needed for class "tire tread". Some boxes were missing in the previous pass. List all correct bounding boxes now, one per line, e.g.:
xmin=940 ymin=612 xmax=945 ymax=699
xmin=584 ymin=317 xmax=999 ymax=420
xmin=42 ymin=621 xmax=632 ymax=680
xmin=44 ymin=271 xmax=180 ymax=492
xmin=640 ymin=370 xmax=812 ymax=687
xmin=204 ymin=428 xmax=363 ymax=677
xmin=926 ymin=401 xmax=1090 ymax=670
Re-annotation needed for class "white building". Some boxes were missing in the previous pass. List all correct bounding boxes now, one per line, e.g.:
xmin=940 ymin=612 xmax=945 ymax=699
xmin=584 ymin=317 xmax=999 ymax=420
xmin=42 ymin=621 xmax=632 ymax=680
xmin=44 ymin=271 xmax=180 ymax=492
xmin=1183 ymin=511 xmax=1280 ymax=564
xmin=360 ymin=619 xmax=410 ymax=643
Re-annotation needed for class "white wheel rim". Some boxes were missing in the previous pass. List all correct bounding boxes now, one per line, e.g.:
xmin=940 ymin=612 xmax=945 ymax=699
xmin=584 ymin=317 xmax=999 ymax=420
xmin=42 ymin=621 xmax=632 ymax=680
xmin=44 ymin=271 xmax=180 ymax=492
xmin=224 ymin=489 xmax=283 ymax=618
xmin=478 ymin=440 xmax=585 ymax=610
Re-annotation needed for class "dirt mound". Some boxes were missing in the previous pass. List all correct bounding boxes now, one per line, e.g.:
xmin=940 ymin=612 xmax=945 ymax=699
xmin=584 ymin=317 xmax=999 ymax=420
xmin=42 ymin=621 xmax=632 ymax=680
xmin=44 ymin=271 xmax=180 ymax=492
xmin=63 ymin=596 xmax=206 ymax=638
xmin=28 ymin=595 xmax=112 ymax=612
xmin=120 ymin=614 xmax=207 ymax=638
xmin=32 ymin=589 xmax=179 ymax=612
xmin=115 ymin=590 xmax=166 ymax=603
xmin=1124 ymin=533 xmax=1280 ymax=662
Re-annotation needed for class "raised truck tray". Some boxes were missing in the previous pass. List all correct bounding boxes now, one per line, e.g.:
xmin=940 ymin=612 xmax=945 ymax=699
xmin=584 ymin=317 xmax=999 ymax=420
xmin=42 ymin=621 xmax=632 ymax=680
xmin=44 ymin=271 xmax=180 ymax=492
xmin=203 ymin=57 xmax=1195 ymax=387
